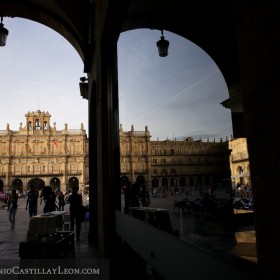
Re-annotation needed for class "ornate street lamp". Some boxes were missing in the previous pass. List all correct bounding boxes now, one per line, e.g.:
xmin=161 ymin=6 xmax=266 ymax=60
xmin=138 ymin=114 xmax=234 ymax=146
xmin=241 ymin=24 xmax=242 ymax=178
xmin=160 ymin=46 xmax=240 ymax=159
xmin=0 ymin=16 xmax=8 ymax=47
xmin=156 ymin=29 xmax=169 ymax=57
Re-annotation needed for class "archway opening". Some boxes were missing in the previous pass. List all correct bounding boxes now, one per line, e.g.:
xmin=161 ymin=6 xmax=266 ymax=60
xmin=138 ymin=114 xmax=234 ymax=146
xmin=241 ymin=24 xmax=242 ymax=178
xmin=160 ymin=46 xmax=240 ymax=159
xmin=28 ymin=178 xmax=45 ymax=191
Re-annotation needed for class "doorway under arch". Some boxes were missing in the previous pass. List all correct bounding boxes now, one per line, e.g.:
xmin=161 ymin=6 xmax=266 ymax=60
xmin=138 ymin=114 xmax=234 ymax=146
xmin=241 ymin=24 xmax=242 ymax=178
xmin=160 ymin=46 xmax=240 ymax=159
xmin=12 ymin=178 xmax=23 ymax=191
xmin=152 ymin=178 xmax=159 ymax=188
xmin=50 ymin=177 xmax=61 ymax=192
xmin=120 ymin=176 xmax=130 ymax=187
xmin=0 ymin=180 xmax=4 ymax=192
xmin=28 ymin=178 xmax=45 ymax=191
xmin=68 ymin=177 xmax=79 ymax=191
xmin=136 ymin=175 xmax=145 ymax=186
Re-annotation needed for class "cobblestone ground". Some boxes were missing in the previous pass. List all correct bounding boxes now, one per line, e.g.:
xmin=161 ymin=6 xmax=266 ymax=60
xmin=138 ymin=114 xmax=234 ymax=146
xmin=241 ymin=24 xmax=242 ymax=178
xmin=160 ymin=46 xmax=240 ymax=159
xmin=123 ymin=188 xmax=256 ymax=262
xmin=0 ymin=195 xmax=93 ymax=262
xmin=0 ymin=189 xmax=256 ymax=266
xmin=136 ymin=189 xmax=234 ymax=246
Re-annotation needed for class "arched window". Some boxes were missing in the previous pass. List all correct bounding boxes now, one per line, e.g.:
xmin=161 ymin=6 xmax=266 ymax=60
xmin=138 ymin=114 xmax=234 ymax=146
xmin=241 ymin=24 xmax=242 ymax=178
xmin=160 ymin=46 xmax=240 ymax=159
xmin=238 ymin=166 xmax=243 ymax=174
xmin=35 ymin=119 xmax=40 ymax=130
xmin=152 ymin=179 xmax=159 ymax=188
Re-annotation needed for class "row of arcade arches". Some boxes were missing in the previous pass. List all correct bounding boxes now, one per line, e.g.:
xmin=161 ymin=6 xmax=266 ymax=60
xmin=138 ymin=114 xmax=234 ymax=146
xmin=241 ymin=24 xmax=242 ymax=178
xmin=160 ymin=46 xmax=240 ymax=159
xmin=120 ymin=175 xmax=220 ymax=189
xmin=0 ymin=177 xmax=79 ymax=192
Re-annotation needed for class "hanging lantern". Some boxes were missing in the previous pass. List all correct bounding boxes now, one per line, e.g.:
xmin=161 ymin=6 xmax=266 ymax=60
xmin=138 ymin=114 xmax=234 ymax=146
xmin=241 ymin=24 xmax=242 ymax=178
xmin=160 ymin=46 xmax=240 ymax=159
xmin=156 ymin=30 xmax=169 ymax=57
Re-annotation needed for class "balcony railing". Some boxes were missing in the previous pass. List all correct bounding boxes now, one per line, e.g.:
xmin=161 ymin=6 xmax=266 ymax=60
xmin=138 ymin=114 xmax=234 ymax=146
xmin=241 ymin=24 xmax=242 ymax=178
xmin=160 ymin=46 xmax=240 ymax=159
xmin=13 ymin=170 xmax=63 ymax=176
xmin=0 ymin=170 xmax=82 ymax=177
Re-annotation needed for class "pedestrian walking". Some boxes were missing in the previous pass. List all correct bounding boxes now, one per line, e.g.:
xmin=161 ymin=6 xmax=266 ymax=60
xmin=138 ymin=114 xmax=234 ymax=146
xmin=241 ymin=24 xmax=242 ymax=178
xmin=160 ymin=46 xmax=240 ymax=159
xmin=68 ymin=186 xmax=83 ymax=241
xmin=7 ymin=189 xmax=19 ymax=229
xmin=26 ymin=184 xmax=39 ymax=217
xmin=129 ymin=182 xmax=141 ymax=208
xmin=42 ymin=186 xmax=57 ymax=213
xmin=57 ymin=191 xmax=65 ymax=211
xmin=139 ymin=185 xmax=150 ymax=207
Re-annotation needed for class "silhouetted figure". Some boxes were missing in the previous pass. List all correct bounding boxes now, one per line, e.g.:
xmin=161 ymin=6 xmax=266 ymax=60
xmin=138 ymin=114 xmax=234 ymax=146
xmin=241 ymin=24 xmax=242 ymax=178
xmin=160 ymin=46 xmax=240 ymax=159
xmin=139 ymin=185 xmax=150 ymax=207
xmin=26 ymin=184 xmax=39 ymax=217
xmin=7 ymin=189 xmax=19 ymax=229
xmin=128 ymin=183 xmax=141 ymax=208
xmin=122 ymin=182 xmax=131 ymax=213
xmin=42 ymin=186 xmax=57 ymax=213
xmin=57 ymin=191 xmax=65 ymax=211
xmin=68 ymin=186 xmax=83 ymax=241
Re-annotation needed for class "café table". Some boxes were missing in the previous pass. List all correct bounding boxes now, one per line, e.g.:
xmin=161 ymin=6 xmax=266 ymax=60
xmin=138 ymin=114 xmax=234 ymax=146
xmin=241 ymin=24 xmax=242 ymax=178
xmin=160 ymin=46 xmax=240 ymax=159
xmin=26 ymin=211 xmax=67 ymax=241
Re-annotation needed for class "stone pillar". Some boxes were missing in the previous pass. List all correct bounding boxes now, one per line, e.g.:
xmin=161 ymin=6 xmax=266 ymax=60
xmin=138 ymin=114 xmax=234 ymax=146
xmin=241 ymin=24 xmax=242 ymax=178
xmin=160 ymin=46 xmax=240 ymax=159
xmin=233 ymin=1 xmax=280 ymax=278
xmin=87 ymin=8 xmax=122 ymax=266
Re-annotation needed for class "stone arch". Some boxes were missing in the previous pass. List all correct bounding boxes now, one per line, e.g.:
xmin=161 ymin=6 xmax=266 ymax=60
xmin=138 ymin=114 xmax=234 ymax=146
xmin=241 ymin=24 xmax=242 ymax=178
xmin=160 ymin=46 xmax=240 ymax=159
xmin=50 ymin=177 xmax=61 ymax=192
xmin=68 ymin=176 xmax=79 ymax=191
xmin=12 ymin=178 xmax=23 ymax=190
xmin=162 ymin=178 xmax=168 ymax=188
xmin=28 ymin=178 xmax=45 ymax=191
xmin=152 ymin=178 xmax=159 ymax=188
xmin=120 ymin=176 xmax=130 ymax=188
xmin=136 ymin=175 xmax=145 ymax=186
xmin=0 ymin=179 xmax=4 ymax=192
xmin=2 ymin=5 xmax=85 ymax=63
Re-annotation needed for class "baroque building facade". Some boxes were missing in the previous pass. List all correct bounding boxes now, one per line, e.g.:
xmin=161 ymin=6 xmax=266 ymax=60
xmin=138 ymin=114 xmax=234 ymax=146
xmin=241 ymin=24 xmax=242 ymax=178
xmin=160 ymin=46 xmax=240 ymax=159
xmin=228 ymin=138 xmax=251 ymax=187
xmin=0 ymin=113 xmax=232 ymax=193
xmin=120 ymin=124 xmax=232 ymax=190
xmin=0 ymin=110 xmax=89 ymax=192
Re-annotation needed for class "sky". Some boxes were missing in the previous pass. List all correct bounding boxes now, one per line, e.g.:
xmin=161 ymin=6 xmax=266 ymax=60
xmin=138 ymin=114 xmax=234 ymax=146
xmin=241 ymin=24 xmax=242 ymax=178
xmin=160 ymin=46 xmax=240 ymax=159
xmin=0 ymin=18 xmax=233 ymax=141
